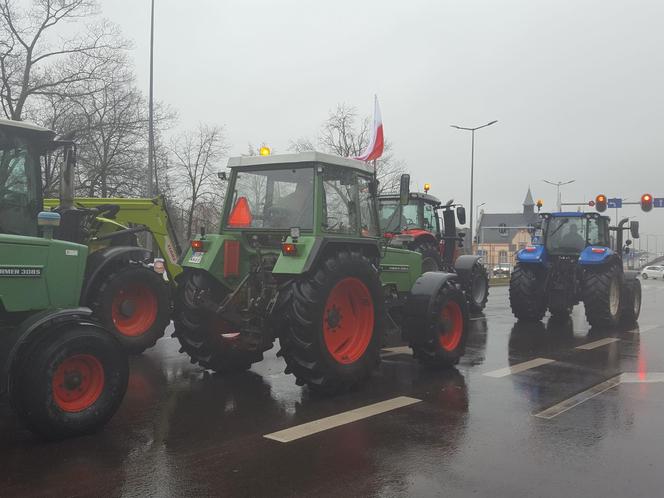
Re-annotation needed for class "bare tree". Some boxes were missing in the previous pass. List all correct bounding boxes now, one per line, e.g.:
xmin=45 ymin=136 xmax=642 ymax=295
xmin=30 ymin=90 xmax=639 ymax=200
xmin=0 ymin=0 xmax=127 ymax=120
xmin=290 ymin=103 xmax=406 ymax=194
xmin=169 ymin=124 xmax=227 ymax=240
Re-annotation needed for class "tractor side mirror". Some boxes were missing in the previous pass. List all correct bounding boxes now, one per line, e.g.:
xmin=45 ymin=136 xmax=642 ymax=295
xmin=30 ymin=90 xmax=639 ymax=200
xmin=217 ymin=171 xmax=227 ymax=181
xmin=399 ymin=174 xmax=410 ymax=205
xmin=456 ymin=206 xmax=467 ymax=225
xmin=630 ymin=221 xmax=640 ymax=239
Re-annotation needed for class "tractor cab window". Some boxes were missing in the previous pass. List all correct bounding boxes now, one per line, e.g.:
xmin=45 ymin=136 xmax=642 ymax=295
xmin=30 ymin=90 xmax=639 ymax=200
xmin=358 ymin=176 xmax=378 ymax=237
xmin=402 ymin=203 xmax=419 ymax=229
xmin=423 ymin=203 xmax=437 ymax=231
xmin=545 ymin=216 xmax=604 ymax=254
xmin=379 ymin=199 xmax=400 ymax=233
xmin=0 ymin=134 xmax=40 ymax=237
xmin=227 ymin=167 xmax=314 ymax=230
xmin=322 ymin=166 xmax=358 ymax=235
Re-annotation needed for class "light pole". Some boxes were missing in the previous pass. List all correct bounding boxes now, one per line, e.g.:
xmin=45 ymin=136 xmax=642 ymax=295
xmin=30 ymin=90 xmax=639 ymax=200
xmin=147 ymin=0 xmax=155 ymax=198
xmin=543 ymin=179 xmax=575 ymax=211
xmin=451 ymin=120 xmax=498 ymax=248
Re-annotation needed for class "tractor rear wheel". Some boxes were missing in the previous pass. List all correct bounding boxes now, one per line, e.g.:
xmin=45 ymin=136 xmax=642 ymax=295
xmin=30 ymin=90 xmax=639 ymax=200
xmin=621 ymin=279 xmax=642 ymax=324
xmin=280 ymin=251 xmax=384 ymax=394
xmin=509 ymin=264 xmax=547 ymax=321
xmin=466 ymin=262 xmax=489 ymax=313
xmin=410 ymin=283 xmax=468 ymax=367
xmin=92 ymin=266 xmax=171 ymax=354
xmin=173 ymin=271 xmax=264 ymax=373
xmin=582 ymin=265 xmax=622 ymax=328
xmin=414 ymin=242 xmax=442 ymax=273
xmin=10 ymin=324 xmax=128 ymax=440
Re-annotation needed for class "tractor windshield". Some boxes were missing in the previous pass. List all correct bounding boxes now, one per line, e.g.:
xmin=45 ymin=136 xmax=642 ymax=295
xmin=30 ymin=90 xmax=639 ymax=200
xmin=0 ymin=132 xmax=41 ymax=237
xmin=544 ymin=216 xmax=608 ymax=255
xmin=227 ymin=167 xmax=314 ymax=230
xmin=378 ymin=199 xmax=421 ymax=233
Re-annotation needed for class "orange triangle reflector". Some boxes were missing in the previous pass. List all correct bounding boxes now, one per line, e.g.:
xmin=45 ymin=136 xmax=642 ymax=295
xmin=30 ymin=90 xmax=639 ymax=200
xmin=228 ymin=196 xmax=252 ymax=227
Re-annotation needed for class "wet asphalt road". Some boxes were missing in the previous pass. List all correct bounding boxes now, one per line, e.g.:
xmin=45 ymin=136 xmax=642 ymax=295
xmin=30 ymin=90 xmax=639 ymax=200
xmin=2 ymin=283 xmax=664 ymax=497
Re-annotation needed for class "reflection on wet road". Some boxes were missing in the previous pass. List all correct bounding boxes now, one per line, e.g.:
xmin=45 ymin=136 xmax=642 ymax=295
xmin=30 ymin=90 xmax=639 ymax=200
xmin=2 ymin=283 xmax=664 ymax=497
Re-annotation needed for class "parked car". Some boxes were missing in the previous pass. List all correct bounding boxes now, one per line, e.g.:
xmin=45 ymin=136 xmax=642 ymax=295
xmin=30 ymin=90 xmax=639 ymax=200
xmin=641 ymin=266 xmax=664 ymax=279
xmin=492 ymin=263 xmax=512 ymax=277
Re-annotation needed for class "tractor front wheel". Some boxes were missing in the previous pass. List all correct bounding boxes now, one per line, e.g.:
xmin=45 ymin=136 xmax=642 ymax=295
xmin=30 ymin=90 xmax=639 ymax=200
xmin=414 ymin=242 xmax=442 ymax=273
xmin=509 ymin=264 xmax=547 ymax=321
xmin=10 ymin=324 xmax=128 ymax=440
xmin=410 ymin=283 xmax=468 ymax=367
xmin=280 ymin=251 xmax=384 ymax=394
xmin=92 ymin=266 xmax=171 ymax=354
xmin=582 ymin=265 xmax=622 ymax=328
xmin=621 ymin=279 xmax=642 ymax=324
xmin=173 ymin=271 xmax=265 ymax=373
xmin=466 ymin=262 xmax=489 ymax=313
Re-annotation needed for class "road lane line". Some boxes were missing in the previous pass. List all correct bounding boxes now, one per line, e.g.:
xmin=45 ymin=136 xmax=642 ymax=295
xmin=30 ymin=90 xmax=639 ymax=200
xmin=627 ymin=324 xmax=659 ymax=334
xmin=263 ymin=396 xmax=421 ymax=443
xmin=483 ymin=358 xmax=555 ymax=378
xmin=381 ymin=346 xmax=412 ymax=357
xmin=469 ymin=316 xmax=486 ymax=321
xmin=534 ymin=375 xmax=622 ymax=419
xmin=575 ymin=337 xmax=620 ymax=350
xmin=620 ymin=372 xmax=664 ymax=383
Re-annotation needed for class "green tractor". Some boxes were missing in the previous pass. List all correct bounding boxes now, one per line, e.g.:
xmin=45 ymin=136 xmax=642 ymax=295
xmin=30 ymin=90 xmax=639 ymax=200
xmin=174 ymin=151 xmax=478 ymax=393
xmin=0 ymin=119 xmax=128 ymax=439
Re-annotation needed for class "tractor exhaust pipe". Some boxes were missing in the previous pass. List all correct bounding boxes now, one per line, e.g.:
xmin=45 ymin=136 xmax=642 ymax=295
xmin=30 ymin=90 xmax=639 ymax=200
xmin=59 ymin=143 xmax=76 ymax=210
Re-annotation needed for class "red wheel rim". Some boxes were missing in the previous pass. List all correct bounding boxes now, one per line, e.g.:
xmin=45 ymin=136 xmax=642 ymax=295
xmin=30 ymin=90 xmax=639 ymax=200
xmin=52 ymin=354 xmax=105 ymax=412
xmin=111 ymin=283 xmax=158 ymax=337
xmin=439 ymin=300 xmax=463 ymax=351
xmin=323 ymin=277 xmax=374 ymax=365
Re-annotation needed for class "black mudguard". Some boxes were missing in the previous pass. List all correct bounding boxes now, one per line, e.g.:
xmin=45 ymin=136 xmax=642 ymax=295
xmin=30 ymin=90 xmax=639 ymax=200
xmin=81 ymin=246 xmax=152 ymax=303
xmin=454 ymin=254 xmax=483 ymax=276
xmin=0 ymin=308 xmax=95 ymax=395
xmin=402 ymin=271 xmax=459 ymax=342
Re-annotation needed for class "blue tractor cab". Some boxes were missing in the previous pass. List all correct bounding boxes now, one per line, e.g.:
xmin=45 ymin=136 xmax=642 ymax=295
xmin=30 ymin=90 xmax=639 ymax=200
xmin=509 ymin=212 xmax=641 ymax=327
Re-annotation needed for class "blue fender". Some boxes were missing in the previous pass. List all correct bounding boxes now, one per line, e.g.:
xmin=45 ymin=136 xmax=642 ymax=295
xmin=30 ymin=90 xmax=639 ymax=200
xmin=578 ymin=246 xmax=615 ymax=265
xmin=516 ymin=244 xmax=547 ymax=264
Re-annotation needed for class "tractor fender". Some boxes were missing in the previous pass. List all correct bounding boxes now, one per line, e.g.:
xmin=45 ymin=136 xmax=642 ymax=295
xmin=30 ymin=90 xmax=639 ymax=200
xmin=81 ymin=246 xmax=152 ymax=303
xmin=402 ymin=271 xmax=459 ymax=342
xmin=516 ymin=245 xmax=547 ymax=264
xmin=301 ymin=237 xmax=381 ymax=273
xmin=578 ymin=246 xmax=616 ymax=265
xmin=454 ymin=255 xmax=483 ymax=275
xmin=0 ymin=308 xmax=97 ymax=395
xmin=407 ymin=231 xmax=438 ymax=250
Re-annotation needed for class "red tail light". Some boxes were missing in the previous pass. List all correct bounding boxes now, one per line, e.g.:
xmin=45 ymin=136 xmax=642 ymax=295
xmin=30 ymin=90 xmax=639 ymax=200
xmin=191 ymin=239 xmax=204 ymax=252
xmin=525 ymin=245 xmax=537 ymax=252
xmin=281 ymin=243 xmax=297 ymax=256
xmin=224 ymin=240 xmax=241 ymax=277
xmin=591 ymin=247 xmax=607 ymax=254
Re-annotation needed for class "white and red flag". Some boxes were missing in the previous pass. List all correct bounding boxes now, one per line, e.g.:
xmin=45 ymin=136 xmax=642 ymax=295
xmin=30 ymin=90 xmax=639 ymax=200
xmin=355 ymin=95 xmax=384 ymax=161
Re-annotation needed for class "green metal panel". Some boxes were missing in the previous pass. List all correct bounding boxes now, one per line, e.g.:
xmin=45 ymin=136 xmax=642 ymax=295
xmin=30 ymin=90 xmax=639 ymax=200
xmin=0 ymin=234 xmax=87 ymax=312
xmin=272 ymin=236 xmax=316 ymax=274
xmin=379 ymin=247 xmax=422 ymax=292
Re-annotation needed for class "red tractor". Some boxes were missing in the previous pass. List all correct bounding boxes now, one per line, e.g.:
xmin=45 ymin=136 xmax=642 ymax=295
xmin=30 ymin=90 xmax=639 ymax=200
xmin=378 ymin=186 xmax=489 ymax=312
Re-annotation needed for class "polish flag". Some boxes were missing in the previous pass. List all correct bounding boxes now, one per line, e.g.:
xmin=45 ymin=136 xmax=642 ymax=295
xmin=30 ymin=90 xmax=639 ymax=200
xmin=355 ymin=95 xmax=384 ymax=161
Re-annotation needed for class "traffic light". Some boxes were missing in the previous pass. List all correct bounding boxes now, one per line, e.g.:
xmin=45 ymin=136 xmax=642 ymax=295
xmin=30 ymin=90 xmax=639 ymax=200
xmin=595 ymin=194 xmax=607 ymax=212
xmin=641 ymin=193 xmax=653 ymax=212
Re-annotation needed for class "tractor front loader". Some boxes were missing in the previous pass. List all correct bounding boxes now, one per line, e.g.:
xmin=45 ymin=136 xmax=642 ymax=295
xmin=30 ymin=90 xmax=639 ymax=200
xmin=42 ymin=196 xmax=181 ymax=354
xmin=173 ymin=151 xmax=473 ymax=394
xmin=0 ymin=119 xmax=128 ymax=439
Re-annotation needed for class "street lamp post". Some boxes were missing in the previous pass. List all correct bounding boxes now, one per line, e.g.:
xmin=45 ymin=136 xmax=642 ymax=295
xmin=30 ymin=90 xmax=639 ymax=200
xmin=543 ymin=179 xmax=575 ymax=211
xmin=451 ymin=120 xmax=498 ymax=249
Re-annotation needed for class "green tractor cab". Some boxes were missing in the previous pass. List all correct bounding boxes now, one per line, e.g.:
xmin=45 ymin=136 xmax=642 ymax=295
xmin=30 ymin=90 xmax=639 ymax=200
xmin=0 ymin=119 xmax=128 ymax=439
xmin=174 ymin=151 xmax=474 ymax=393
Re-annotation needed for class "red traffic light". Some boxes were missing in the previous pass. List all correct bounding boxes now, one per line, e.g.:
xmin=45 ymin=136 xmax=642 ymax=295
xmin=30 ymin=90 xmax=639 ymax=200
xmin=641 ymin=193 xmax=653 ymax=212
xmin=595 ymin=194 xmax=607 ymax=212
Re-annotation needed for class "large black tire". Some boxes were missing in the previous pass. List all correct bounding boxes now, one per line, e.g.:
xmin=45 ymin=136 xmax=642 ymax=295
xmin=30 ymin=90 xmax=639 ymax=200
xmin=173 ymin=271 xmax=264 ymax=373
xmin=466 ymin=262 xmax=489 ymax=313
xmin=279 ymin=251 xmax=385 ymax=394
xmin=414 ymin=241 xmax=442 ymax=273
xmin=509 ymin=264 xmax=547 ymax=321
xmin=620 ymin=278 xmax=641 ymax=324
xmin=410 ymin=282 xmax=468 ymax=367
xmin=90 ymin=265 xmax=171 ymax=355
xmin=9 ymin=323 xmax=128 ymax=440
xmin=582 ymin=265 xmax=622 ymax=328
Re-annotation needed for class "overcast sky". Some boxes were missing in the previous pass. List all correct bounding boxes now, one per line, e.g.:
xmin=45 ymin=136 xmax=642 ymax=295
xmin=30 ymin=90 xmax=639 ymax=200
xmin=103 ymin=0 xmax=664 ymax=240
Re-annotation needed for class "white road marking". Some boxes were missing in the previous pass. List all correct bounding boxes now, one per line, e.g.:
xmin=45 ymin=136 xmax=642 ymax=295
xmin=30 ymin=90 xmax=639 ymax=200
xmin=620 ymin=372 xmax=664 ymax=383
xmin=575 ymin=337 xmax=620 ymax=350
xmin=534 ymin=375 xmax=622 ymax=419
xmin=469 ymin=316 xmax=486 ymax=321
xmin=483 ymin=357 xmax=555 ymax=378
xmin=381 ymin=346 xmax=412 ymax=357
xmin=263 ymin=396 xmax=421 ymax=443
xmin=627 ymin=324 xmax=659 ymax=334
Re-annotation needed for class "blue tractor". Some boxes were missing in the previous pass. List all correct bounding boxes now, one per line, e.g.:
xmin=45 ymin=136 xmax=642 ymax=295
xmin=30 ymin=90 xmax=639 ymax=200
xmin=509 ymin=212 xmax=641 ymax=327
